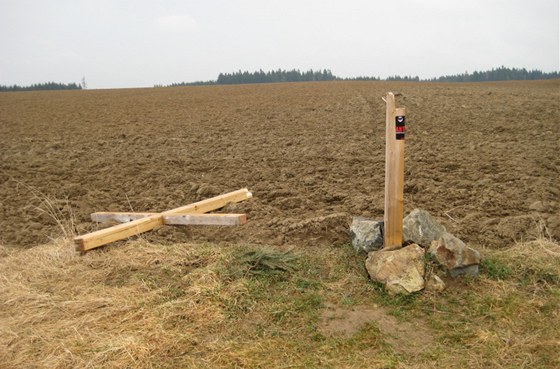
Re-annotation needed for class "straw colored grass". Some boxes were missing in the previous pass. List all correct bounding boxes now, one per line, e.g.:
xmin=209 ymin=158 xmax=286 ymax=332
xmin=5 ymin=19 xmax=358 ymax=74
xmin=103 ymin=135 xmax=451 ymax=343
xmin=1 ymin=236 xmax=558 ymax=368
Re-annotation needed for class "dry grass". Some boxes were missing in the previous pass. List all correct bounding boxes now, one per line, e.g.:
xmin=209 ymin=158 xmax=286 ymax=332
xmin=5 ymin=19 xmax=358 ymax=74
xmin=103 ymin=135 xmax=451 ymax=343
xmin=1 ymin=236 xmax=558 ymax=368
xmin=12 ymin=179 xmax=78 ymax=241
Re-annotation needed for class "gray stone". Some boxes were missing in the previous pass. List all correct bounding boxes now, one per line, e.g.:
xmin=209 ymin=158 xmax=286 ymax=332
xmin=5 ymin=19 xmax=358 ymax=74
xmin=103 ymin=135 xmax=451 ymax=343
xmin=429 ymin=232 xmax=481 ymax=277
xmin=403 ymin=209 xmax=446 ymax=247
xmin=350 ymin=217 xmax=384 ymax=253
xmin=365 ymin=244 xmax=425 ymax=295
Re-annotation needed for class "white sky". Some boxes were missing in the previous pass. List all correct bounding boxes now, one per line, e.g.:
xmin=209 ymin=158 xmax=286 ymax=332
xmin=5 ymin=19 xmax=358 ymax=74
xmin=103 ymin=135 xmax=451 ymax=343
xmin=0 ymin=0 xmax=558 ymax=89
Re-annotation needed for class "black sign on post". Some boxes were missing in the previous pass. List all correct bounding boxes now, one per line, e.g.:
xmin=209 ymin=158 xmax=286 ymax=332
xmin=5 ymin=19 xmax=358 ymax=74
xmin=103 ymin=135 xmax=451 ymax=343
xmin=395 ymin=115 xmax=405 ymax=140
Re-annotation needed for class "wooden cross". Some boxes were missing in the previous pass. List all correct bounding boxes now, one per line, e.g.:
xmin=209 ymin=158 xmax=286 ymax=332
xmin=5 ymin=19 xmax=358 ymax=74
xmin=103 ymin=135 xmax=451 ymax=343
xmin=74 ymin=188 xmax=253 ymax=252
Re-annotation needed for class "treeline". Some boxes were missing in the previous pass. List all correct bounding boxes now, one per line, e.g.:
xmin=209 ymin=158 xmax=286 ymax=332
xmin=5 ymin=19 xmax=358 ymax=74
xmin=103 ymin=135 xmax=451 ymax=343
xmin=359 ymin=67 xmax=559 ymax=82
xmin=351 ymin=75 xmax=420 ymax=82
xmin=385 ymin=75 xmax=421 ymax=82
xmin=157 ymin=66 xmax=559 ymax=87
xmin=218 ymin=69 xmax=336 ymax=84
xmin=0 ymin=82 xmax=82 ymax=92
xmin=158 ymin=69 xmax=338 ymax=87
xmin=429 ymin=66 xmax=559 ymax=82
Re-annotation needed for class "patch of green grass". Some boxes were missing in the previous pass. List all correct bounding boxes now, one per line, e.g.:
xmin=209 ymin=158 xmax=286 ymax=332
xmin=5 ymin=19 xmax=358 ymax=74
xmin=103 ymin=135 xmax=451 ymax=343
xmin=295 ymin=277 xmax=321 ymax=291
xmin=439 ymin=328 xmax=476 ymax=345
xmin=481 ymin=258 xmax=512 ymax=280
xmin=340 ymin=295 xmax=356 ymax=306
xmin=484 ymin=240 xmax=560 ymax=289
xmin=367 ymin=282 xmax=422 ymax=320
xmin=293 ymin=291 xmax=323 ymax=312
xmin=518 ymin=265 xmax=559 ymax=287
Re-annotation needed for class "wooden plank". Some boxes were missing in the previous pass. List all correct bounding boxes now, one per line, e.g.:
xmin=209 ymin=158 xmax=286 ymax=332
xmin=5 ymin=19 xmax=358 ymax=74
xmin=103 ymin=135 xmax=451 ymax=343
xmin=74 ymin=188 xmax=253 ymax=252
xmin=165 ymin=188 xmax=252 ymax=215
xmin=163 ymin=213 xmax=247 ymax=226
xmin=91 ymin=212 xmax=155 ymax=223
xmin=74 ymin=215 xmax=164 ymax=252
xmin=90 ymin=189 xmax=253 ymax=222
xmin=92 ymin=212 xmax=247 ymax=226
xmin=383 ymin=92 xmax=406 ymax=250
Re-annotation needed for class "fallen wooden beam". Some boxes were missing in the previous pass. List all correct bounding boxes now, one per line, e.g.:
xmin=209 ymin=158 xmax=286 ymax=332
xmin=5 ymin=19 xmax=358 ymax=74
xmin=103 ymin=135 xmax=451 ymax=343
xmin=74 ymin=188 xmax=252 ymax=252
xmin=168 ymin=189 xmax=252 ymax=214
xmin=91 ymin=212 xmax=154 ymax=223
xmin=92 ymin=212 xmax=247 ymax=226
xmin=74 ymin=215 xmax=165 ymax=252
xmin=164 ymin=213 xmax=247 ymax=226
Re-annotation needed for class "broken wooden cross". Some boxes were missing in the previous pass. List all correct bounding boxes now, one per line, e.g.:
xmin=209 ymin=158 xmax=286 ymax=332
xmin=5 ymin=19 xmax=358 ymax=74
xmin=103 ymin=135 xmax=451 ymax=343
xmin=74 ymin=188 xmax=253 ymax=252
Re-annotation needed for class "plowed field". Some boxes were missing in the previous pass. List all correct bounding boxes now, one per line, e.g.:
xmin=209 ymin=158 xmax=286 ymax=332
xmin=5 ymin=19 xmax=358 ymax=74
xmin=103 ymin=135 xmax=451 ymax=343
xmin=1 ymin=80 xmax=558 ymax=249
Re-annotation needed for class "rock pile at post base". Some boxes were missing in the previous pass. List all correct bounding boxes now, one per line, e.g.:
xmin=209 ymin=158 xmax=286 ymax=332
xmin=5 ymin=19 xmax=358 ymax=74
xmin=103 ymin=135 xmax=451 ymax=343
xmin=354 ymin=208 xmax=481 ymax=295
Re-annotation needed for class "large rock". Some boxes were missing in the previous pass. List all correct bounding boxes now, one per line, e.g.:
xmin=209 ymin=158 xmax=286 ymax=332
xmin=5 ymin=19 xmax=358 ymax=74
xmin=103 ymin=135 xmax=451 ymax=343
xmin=365 ymin=244 xmax=425 ymax=294
xmin=403 ymin=209 xmax=446 ymax=247
xmin=350 ymin=217 xmax=384 ymax=253
xmin=429 ymin=232 xmax=481 ymax=277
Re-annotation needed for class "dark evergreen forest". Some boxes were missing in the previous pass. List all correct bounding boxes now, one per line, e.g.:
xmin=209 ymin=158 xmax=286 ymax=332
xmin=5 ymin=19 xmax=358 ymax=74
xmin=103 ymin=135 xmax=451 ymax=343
xmin=0 ymin=81 xmax=82 ymax=92
xmin=160 ymin=66 xmax=559 ymax=87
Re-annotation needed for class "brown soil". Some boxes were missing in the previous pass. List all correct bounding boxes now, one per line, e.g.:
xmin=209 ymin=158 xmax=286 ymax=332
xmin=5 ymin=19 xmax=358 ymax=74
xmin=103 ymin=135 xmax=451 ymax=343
xmin=0 ymin=80 xmax=558 ymax=249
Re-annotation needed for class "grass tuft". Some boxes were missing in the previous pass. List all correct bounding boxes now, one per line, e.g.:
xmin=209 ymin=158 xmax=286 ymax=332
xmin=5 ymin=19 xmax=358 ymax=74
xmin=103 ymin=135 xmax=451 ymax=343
xmin=237 ymin=248 xmax=297 ymax=276
xmin=13 ymin=178 xmax=78 ymax=241
xmin=480 ymin=258 xmax=513 ymax=280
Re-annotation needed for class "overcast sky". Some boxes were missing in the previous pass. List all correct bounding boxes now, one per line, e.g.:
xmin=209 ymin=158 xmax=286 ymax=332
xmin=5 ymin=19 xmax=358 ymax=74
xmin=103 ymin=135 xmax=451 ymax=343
xmin=0 ymin=0 xmax=558 ymax=89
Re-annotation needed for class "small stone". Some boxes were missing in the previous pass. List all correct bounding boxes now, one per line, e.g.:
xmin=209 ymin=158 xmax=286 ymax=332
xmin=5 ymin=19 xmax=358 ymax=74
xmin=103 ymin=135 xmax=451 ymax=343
xmin=425 ymin=274 xmax=446 ymax=292
xmin=403 ymin=209 xmax=446 ymax=247
xmin=528 ymin=200 xmax=545 ymax=212
xmin=196 ymin=183 xmax=218 ymax=197
xmin=350 ymin=217 xmax=384 ymax=253
xmin=429 ymin=232 xmax=481 ymax=277
xmin=365 ymin=244 xmax=425 ymax=295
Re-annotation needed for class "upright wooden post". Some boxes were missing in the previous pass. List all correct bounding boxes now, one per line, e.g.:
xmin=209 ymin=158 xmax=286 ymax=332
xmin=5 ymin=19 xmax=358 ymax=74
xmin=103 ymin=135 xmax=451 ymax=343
xmin=384 ymin=92 xmax=406 ymax=250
